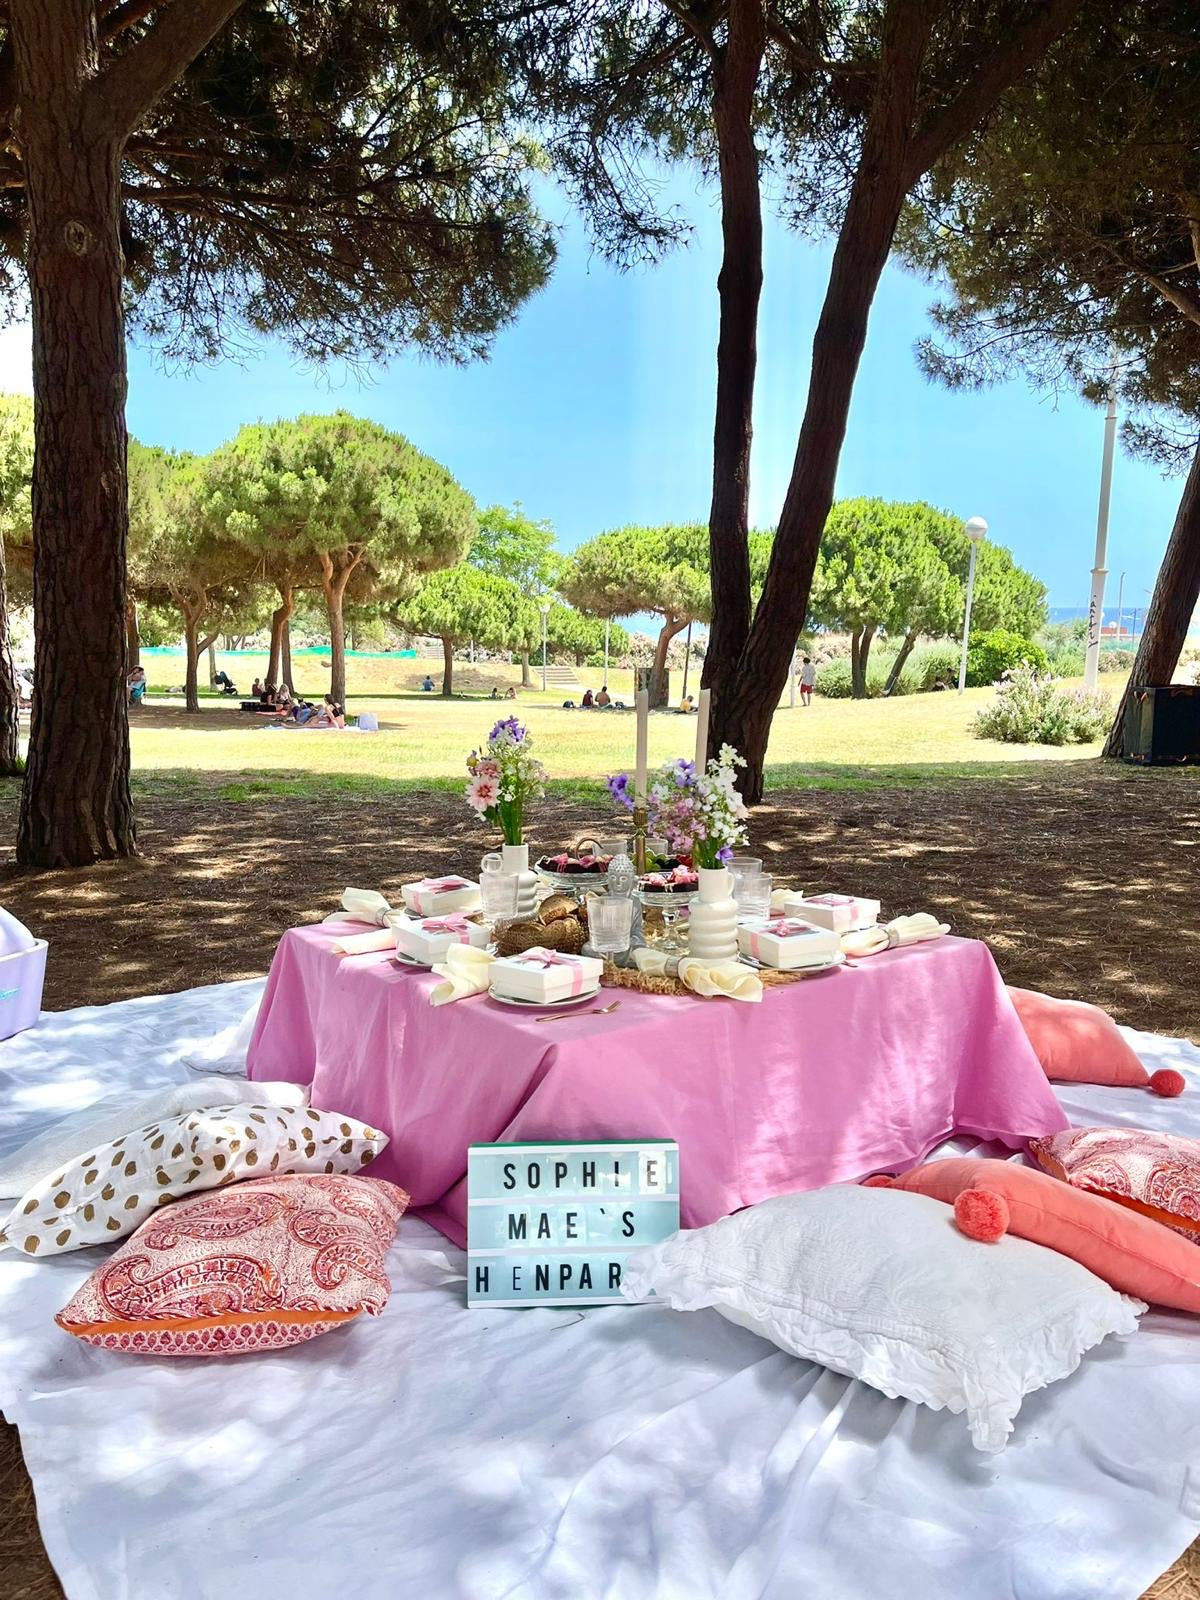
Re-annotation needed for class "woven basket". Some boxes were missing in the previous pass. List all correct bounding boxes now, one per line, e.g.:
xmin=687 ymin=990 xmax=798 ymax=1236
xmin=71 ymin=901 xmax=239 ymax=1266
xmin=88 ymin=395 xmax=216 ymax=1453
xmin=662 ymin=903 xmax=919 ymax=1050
xmin=599 ymin=960 xmax=810 ymax=997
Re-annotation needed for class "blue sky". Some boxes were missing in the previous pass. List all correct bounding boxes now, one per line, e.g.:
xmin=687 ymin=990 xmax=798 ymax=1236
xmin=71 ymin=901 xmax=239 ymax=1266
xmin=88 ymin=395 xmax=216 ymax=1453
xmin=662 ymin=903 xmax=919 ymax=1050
xmin=77 ymin=173 xmax=1186 ymax=616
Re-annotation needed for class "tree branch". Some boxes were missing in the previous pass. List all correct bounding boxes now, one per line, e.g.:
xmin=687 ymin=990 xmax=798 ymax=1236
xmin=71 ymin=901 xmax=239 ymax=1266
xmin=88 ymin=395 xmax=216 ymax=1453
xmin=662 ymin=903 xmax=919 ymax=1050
xmin=904 ymin=0 xmax=1088 ymax=184
xmin=88 ymin=0 xmax=245 ymax=139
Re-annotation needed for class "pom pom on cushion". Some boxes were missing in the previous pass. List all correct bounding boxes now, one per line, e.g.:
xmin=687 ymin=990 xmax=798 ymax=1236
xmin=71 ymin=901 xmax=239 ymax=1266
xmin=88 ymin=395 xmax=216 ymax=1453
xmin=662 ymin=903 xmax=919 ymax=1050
xmin=1150 ymin=1069 xmax=1187 ymax=1099
xmin=1007 ymin=986 xmax=1152 ymax=1090
xmin=954 ymin=1187 xmax=1009 ymax=1242
xmin=891 ymin=1154 xmax=1200 ymax=1313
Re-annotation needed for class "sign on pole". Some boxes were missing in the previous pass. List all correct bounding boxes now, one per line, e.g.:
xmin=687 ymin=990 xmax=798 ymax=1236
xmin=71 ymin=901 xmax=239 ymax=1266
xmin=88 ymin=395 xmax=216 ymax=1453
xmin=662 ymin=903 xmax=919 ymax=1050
xmin=467 ymin=1140 xmax=680 ymax=1307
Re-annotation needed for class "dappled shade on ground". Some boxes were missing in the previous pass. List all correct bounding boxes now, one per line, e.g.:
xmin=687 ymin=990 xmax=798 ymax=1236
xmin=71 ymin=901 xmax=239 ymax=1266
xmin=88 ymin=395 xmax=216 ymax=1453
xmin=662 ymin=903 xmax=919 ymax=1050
xmin=0 ymin=759 xmax=1197 ymax=1599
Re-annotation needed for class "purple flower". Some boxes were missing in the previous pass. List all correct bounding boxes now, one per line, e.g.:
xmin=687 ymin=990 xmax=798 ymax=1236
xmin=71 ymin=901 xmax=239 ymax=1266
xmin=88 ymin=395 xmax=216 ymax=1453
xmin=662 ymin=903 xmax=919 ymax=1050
xmin=717 ymin=845 xmax=733 ymax=863
xmin=606 ymin=771 xmax=635 ymax=811
xmin=488 ymin=716 xmax=526 ymax=744
xmin=672 ymin=759 xmax=696 ymax=787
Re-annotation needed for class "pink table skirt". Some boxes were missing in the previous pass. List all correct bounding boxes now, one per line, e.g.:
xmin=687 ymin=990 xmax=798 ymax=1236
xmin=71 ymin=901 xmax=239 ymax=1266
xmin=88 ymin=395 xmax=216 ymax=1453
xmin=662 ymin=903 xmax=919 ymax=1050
xmin=247 ymin=927 xmax=1067 ymax=1247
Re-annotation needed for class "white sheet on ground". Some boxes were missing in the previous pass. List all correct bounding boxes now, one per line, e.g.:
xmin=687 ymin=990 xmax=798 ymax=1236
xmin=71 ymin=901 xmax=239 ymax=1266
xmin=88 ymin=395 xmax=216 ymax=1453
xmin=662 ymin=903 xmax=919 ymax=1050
xmin=1 ymin=982 xmax=1199 ymax=1600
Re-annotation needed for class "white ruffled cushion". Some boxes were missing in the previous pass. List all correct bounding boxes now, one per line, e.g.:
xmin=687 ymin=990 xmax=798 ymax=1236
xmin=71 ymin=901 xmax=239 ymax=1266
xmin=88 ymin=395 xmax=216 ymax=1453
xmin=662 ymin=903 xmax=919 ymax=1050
xmin=622 ymin=1186 xmax=1144 ymax=1453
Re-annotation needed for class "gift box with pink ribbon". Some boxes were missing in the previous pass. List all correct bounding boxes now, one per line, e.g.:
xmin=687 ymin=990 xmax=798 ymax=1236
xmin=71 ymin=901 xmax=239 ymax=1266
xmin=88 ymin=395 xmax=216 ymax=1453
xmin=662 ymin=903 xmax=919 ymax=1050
xmin=489 ymin=947 xmax=604 ymax=1003
xmin=781 ymin=892 xmax=880 ymax=933
xmin=394 ymin=913 xmax=490 ymax=964
xmin=400 ymin=875 xmax=481 ymax=917
xmin=737 ymin=917 xmax=841 ymax=969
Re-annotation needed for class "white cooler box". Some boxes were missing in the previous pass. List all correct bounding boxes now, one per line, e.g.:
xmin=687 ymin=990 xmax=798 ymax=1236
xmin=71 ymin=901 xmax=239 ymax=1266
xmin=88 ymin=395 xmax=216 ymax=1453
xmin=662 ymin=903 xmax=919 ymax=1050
xmin=0 ymin=939 xmax=47 ymax=1039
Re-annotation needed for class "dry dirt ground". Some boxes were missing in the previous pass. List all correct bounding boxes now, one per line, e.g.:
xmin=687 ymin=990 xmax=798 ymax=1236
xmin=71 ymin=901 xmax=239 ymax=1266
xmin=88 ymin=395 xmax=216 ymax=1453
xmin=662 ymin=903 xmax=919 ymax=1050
xmin=0 ymin=761 xmax=1197 ymax=1598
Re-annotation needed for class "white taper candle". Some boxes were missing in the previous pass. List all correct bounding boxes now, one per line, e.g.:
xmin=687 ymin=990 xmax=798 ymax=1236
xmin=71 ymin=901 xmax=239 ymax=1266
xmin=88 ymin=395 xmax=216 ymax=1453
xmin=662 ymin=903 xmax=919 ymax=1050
xmin=694 ymin=687 xmax=711 ymax=770
xmin=635 ymin=690 xmax=649 ymax=802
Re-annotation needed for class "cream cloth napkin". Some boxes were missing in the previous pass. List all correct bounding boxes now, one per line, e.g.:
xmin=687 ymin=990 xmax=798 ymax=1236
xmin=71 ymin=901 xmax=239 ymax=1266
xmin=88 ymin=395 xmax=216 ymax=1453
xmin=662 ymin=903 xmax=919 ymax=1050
xmin=769 ymin=887 xmax=801 ymax=912
xmin=633 ymin=948 xmax=763 ymax=1003
xmin=840 ymin=913 xmax=950 ymax=958
xmin=323 ymin=888 xmax=407 ymax=955
xmin=430 ymin=943 xmax=495 ymax=1006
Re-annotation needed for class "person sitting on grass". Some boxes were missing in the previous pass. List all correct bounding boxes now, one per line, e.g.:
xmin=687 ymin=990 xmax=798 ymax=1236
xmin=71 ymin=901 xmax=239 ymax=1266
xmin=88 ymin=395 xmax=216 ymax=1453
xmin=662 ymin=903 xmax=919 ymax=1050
xmin=595 ymin=684 xmax=611 ymax=708
xmin=504 ymin=685 xmax=516 ymax=699
xmin=260 ymin=681 xmax=276 ymax=707
xmin=273 ymin=684 xmax=293 ymax=714
xmin=489 ymin=685 xmax=500 ymax=700
xmin=127 ymin=664 xmax=147 ymax=708
xmin=678 ymin=691 xmax=694 ymax=714
xmin=213 ymin=669 xmax=238 ymax=696
xmin=581 ymin=688 xmax=594 ymax=709
xmin=252 ymin=677 xmax=264 ymax=698
xmin=306 ymin=696 xmax=346 ymax=729
xmin=421 ymin=674 xmax=434 ymax=692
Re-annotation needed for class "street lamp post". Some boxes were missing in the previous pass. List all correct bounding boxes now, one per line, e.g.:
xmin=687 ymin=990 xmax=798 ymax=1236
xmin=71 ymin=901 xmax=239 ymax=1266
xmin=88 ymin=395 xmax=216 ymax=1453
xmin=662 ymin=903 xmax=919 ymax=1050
xmin=957 ymin=516 xmax=989 ymax=694
xmin=1085 ymin=353 xmax=1119 ymax=689
xmin=540 ymin=601 xmax=550 ymax=692
xmin=603 ymin=617 xmax=610 ymax=684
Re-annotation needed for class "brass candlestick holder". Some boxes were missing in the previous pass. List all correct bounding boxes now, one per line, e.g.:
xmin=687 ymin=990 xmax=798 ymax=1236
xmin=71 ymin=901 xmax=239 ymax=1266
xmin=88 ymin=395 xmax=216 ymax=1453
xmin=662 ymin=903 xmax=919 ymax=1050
xmin=632 ymin=803 xmax=649 ymax=874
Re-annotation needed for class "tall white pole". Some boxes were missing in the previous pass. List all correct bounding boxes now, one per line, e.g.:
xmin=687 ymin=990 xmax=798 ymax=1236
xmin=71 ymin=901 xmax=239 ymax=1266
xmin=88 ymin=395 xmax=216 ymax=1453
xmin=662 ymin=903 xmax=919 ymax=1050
xmin=1115 ymin=570 xmax=1125 ymax=645
xmin=603 ymin=617 xmax=610 ymax=684
xmin=540 ymin=604 xmax=548 ymax=692
xmin=681 ymin=620 xmax=693 ymax=700
xmin=1085 ymin=353 xmax=1119 ymax=689
xmin=958 ymin=544 xmax=979 ymax=694
xmin=789 ymin=646 xmax=797 ymax=708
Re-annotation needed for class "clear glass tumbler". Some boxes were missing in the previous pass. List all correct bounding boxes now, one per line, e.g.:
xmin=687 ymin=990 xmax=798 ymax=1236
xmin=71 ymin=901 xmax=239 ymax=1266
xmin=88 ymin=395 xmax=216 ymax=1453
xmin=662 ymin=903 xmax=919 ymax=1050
xmin=479 ymin=871 xmax=519 ymax=930
xmin=588 ymin=894 xmax=634 ymax=956
xmin=735 ymin=872 xmax=772 ymax=921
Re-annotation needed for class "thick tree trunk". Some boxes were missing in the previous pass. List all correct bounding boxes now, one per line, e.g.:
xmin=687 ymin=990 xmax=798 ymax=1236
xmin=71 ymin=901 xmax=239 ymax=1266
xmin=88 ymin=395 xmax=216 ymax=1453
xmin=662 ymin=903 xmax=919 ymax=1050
xmin=703 ymin=0 xmax=766 ymax=712
xmin=441 ymin=635 xmax=454 ymax=696
xmin=850 ymin=625 xmax=876 ymax=698
xmin=280 ymin=618 xmax=293 ymax=693
xmin=650 ymin=617 xmax=687 ymax=708
xmin=14 ymin=4 xmax=135 ymax=865
xmin=206 ymin=641 xmax=217 ymax=685
xmin=1103 ymin=438 xmax=1200 ymax=757
xmin=183 ymin=620 xmax=202 ymax=715
xmin=884 ymin=630 xmax=917 ymax=695
xmin=125 ymin=597 xmax=140 ymax=671
xmin=0 ymin=539 xmax=21 ymax=776
xmin=706 ymin=10 xmax=928 ymax=797
xmin=520 ymin=647 xmax=533 ymax=688
xmin=320 ymin=553 xmax=360 ymax=706
xmin=267 ymin=586 xmax=294 ymax=686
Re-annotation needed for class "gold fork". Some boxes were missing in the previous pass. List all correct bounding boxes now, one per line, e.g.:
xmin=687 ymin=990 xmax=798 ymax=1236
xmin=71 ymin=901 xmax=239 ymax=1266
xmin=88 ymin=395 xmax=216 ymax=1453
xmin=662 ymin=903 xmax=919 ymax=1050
xmin=538 ymin=1000 xmax=621 ymax=1023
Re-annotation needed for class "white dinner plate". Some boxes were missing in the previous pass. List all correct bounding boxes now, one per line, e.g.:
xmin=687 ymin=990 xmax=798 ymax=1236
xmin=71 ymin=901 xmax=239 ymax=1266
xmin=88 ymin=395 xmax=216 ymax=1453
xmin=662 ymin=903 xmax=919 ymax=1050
xmin=739 ymin=950 xmax=846 ymax=976
xmin=394 ymin=950 xmax=432 ymax=969
xmin=488 ymin=984 xmax=603 ymax=1010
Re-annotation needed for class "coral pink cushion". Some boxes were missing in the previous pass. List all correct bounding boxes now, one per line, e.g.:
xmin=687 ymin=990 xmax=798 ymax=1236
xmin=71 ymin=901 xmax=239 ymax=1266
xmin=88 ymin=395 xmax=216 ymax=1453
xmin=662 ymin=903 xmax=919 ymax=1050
xmin=55 ymin=1173 xmax=409 ymax=1355
xmin=1007 ymin=986 xmax=1150 ymax=1087
xmin=1031 ymin=1127 xmax=1200 ymax=1243
xmin=881 ymin=1156 xmax=1200 ymax=1313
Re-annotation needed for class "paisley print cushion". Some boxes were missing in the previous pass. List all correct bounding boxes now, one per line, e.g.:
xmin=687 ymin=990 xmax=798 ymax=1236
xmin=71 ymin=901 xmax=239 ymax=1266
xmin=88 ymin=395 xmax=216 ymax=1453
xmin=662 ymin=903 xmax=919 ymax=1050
xmin=55 ymin=1173 xmax=409 ymax=1355
xmin=1 ymin=1104 xmax=387 ymax=1258
xmin=1030 ymin=1127 xmax=1200 ymax=1239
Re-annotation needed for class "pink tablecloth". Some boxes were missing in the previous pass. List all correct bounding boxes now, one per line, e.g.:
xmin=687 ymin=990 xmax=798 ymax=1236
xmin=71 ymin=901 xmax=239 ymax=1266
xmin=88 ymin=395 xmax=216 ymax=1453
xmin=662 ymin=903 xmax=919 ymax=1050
xmin=247 ymin=926 xmax=1067 ymax=1246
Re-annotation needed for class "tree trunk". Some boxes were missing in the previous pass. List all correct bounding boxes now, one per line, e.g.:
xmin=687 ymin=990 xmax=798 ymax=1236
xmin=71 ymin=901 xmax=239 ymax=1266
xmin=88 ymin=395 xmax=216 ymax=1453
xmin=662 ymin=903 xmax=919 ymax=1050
xmin=703 ymin=0 xmax=766 ymax=712
xmin=850 ymin=625 xmax=876 ymax=698
xmin=441 ymin=635 xmax=454 ymax=696
xmin=650 ymin=617 xmax=687 ymax=708
xmin=125 ymin=597 xmax=140 ymax=671
xmin=280 ymin=618 xmax=293 ymax=694
xmin=884 ymin=630 xmax=917 ymax=695
xmin=184 ymin=619 xmax=202 ymax=715
xmin=0 ymin=537 xmax=21 ymax=776
xmin=13 ymin=4 xmax=135 ymax=865
xmin=267 ymin=586 xmax=294 ymax=686
xmin=520 ymin=647 xmax=533 ymax=688
xmin=320 ymin=553 xmax=361 ymax=706
xmin=1103 ymin=437 xmax=1200 ymax=757
xmin=207 ymin=641 xmax=217 ymax=685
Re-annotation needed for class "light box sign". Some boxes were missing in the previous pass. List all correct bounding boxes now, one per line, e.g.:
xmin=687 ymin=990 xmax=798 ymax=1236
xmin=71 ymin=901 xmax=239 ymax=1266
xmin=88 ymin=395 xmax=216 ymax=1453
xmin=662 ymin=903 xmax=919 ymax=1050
xmin=467 ymin=1140 xmax=680 ymax=1308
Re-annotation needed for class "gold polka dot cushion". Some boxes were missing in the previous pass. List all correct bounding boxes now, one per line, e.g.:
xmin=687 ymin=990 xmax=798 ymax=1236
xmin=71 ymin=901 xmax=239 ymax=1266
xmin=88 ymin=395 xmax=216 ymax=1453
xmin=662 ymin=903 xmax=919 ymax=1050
xmin=0 ymin=1105 xmax=388 ymax=1257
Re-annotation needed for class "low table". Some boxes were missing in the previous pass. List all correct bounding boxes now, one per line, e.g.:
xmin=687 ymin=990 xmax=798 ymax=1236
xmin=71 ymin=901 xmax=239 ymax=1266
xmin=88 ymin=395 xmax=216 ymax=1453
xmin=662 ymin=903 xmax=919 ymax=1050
xmin=247 ymin=926 xmax=1068 ymax=1245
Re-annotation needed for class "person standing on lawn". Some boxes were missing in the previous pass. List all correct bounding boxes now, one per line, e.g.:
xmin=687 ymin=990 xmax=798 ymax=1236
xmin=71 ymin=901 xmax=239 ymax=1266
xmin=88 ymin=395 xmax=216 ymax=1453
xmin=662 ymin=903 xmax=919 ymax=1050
xmin=800 ymin=657 xmax=816 ymax=707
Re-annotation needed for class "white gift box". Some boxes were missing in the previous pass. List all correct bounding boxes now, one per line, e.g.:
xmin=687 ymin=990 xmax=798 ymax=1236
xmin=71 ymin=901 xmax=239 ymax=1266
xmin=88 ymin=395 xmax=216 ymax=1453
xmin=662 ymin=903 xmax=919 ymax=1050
xmin=737 ymin=918 xmax=841 ymax=969
xmin=784 ymin=892 xmax=880 ymax=933
xmin=401 ymin=876 xmax=482 ymax=917
xmin=394 ymin=913 xmax=489 ymax=964
xmin=489 ymin=948 xmax=603 ymax=1003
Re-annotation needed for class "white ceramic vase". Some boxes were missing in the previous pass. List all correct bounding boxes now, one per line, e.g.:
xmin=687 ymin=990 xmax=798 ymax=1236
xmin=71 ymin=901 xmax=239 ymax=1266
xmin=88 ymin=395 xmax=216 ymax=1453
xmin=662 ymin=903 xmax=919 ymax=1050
xmin=687 ymin=866 xmax=739 ymax=963
xmin=500 ymin=841 xmax=540 ymax=920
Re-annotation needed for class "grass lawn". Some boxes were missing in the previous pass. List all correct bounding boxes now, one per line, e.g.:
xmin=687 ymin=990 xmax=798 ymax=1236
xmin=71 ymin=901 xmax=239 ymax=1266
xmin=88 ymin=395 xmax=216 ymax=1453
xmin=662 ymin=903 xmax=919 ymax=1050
xmin=130 ymin=651 xmax=1130 ymax=799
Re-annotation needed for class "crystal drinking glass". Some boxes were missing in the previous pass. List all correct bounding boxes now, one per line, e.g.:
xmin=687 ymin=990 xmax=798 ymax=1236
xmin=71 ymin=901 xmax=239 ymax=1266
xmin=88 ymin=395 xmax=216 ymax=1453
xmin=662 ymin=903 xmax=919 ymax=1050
xmin=479 ymin=871 xmax=519 ymax=930
xmin=588 ymin=894 xmax=634 ymax=957
xmin=735 ymin=872 xmax=772 ymax=921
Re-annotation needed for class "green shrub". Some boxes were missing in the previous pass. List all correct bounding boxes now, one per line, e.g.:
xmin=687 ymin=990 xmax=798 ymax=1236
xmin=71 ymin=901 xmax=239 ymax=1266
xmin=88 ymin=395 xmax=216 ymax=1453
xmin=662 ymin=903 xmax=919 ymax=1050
xmin=907 ymin=643 xmax=961 ymax=692
xmin=1099 ymin=648 xmax=1130 ymax=673
xmin=971 ymin=666 xmax=1111 ymax=745
xmin=811 ymin=659 xmax=855 ymax=698
xmin=966 ymin=629 xmax=1049 ymax=687
xmin=1044 ymin=640 xmax=1085 ymax=676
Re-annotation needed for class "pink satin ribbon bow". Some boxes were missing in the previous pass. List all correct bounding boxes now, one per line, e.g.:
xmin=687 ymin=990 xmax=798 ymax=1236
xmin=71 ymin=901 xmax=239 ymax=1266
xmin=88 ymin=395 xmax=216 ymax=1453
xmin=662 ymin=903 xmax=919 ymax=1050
xmin=806 ymin=894 xmax=855 ymax=907
xmin=513 ymin=948 xmax=585 ymax=995
xmin=417 ymin=876 xmax=469 ymax=893
xmin=420 ymin=915 xmax=473 ymax=937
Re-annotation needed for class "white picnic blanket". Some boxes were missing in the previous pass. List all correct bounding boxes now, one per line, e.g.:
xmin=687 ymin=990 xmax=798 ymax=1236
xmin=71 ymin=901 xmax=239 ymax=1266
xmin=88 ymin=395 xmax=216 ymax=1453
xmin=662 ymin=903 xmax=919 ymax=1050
xmin=0 ymin=980 xmax=1199 ymax=1600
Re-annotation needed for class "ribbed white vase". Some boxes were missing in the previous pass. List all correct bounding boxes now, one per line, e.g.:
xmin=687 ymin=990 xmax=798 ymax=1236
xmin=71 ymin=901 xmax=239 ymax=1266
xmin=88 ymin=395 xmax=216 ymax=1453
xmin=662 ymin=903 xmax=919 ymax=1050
xmin=500 ymin=841 xmax=540 ymax=920
xmin=687 ymin=866 xmax=739 ymax=962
